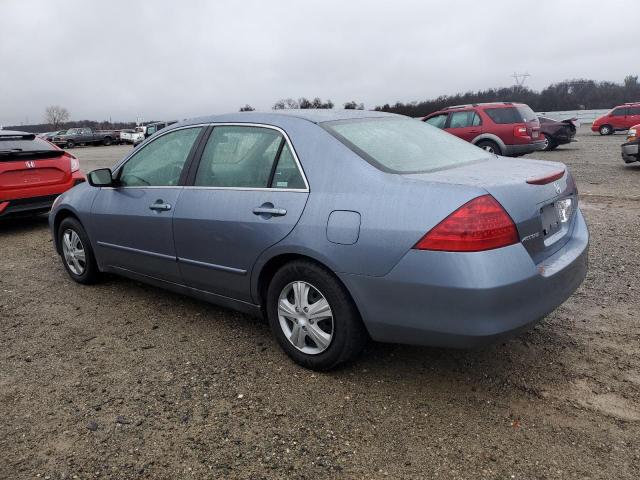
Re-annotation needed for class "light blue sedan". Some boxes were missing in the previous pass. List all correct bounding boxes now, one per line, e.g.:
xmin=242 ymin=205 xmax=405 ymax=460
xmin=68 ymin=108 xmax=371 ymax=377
xmin=50 ymin=110 xmax=588 ymax=370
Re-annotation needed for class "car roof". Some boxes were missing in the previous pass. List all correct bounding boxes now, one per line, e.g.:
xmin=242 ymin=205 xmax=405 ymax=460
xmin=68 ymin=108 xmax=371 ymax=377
xmin=180 ymin=109 xmax=400 ymax=128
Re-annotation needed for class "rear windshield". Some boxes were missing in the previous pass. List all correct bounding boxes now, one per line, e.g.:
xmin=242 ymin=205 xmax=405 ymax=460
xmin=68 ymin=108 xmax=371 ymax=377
xmin=485 ymin=105 xmax=537 ymax=124
xmin=322 ymin=117 xmax=490 ymax=174
xmin=0 ymin=135 xmax=57 ymax=153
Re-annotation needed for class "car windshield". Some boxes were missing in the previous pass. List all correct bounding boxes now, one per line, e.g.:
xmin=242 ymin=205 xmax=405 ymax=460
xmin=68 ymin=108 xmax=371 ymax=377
xmin=322 ymin=117 xmax=491 ymax=173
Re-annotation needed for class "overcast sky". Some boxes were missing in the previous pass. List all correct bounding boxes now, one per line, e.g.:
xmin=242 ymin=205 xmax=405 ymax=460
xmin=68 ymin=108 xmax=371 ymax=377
xmin=0 ymin=0 xmax=636 ymax=126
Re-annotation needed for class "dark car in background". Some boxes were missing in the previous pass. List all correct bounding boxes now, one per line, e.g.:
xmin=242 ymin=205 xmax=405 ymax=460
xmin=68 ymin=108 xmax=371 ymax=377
xmin=621 ymin=124 xmax=639 ymax=164
xmin=422 ymin=102 xmax=545 ymax=157
xmin=53 ymin=127 xmax=119 ymax=148
xmin=538 ymin=116 xmax=577 ymax=151
xmin=0 ymin=131 xmax=84 ymax=218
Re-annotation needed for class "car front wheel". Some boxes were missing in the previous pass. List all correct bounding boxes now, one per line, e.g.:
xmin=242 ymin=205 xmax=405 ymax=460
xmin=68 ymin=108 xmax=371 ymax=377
xmin=58 ymin=217 xmax=100 ymax=284
xmin=599 ymin=125 xmax=613 ymax=135
xmin=266 ymin=260 xmax=367 ymax=370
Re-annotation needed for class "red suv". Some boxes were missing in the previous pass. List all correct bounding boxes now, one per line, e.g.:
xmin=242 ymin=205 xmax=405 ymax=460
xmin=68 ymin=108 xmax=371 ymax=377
xmin=591 ymin=103 xmax=640 ymax=135
xmin=422 ymin=102 xmax=545 ymax=156
xmin=1 ymin=131 xmax=85 ymax=218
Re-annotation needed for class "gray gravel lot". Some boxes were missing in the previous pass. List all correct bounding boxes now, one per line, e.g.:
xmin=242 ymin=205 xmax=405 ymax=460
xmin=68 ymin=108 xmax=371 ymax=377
xmin=1 ymin=128 xmax=639 ymax=479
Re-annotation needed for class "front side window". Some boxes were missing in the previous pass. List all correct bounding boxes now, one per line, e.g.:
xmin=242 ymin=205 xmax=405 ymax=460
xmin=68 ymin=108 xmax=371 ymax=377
xmin=424 ymin=114 xmax=447 ymax=129
xmin=118 ymin=127 xmax=202 ymax=187
xmin=324 ymin=117 xmax=491 ymax=174
xmin=611 ymin=108 xmax=628 ymax=117
xmin=195 ymin=126 xmax=283 ymax=188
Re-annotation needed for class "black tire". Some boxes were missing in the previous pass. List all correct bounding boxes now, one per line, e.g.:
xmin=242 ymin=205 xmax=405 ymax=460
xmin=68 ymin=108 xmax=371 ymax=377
xmin=66 ymin=140 xmax=75 ymax=149
xmin=266 ymin=260 xmax=367 ymax=371
xmin=542 ymin=135 xmax=557 ymax=151
xmin=103 ymin=137 xmax=112 ymax=146
xmin=599 ymin=124 xmax=613 ymax=136
xmin=476 ymin=139 xmax=502 ymax=156
xmin=57 ymin=217 xmax=100 ymax=284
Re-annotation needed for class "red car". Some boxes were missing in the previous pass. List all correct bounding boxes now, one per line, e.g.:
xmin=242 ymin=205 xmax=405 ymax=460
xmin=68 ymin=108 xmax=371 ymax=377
xmin=591 ymin=102 xmax=640 ymax=135
xmin=0 ymin=130 xmax=85 ymax=218
xmin=422 ymin=102 xmax=545 ymax=156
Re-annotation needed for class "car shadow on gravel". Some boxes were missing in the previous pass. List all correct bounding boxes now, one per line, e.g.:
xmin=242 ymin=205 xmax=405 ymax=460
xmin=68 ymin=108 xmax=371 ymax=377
xmin=0 ymin=214 xmax=49 ymax=236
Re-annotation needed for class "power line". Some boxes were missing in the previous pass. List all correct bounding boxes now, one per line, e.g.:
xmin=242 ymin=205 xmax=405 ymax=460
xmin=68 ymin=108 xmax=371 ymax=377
xmin=512 ymin=72 xmax=531 ymax=87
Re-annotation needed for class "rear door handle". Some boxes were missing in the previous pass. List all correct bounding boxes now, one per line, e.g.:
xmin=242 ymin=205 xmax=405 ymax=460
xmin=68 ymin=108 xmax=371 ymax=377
xmin=149 ymin=202 xmax=172 ymax=211
xmin=253 ymin=206 xmax=287 ymax=216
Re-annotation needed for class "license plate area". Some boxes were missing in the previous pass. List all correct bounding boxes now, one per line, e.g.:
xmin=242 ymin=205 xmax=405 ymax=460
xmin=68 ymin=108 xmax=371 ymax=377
xmin=532 ymin=131 xmax=539 ymax=138
xmin=540 ymin=203 xmax=561 ymax=238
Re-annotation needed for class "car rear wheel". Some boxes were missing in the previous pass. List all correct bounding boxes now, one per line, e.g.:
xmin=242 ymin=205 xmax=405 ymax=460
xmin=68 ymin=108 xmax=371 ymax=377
xmin=599 ymin=125 xmax=613 ymax=135
xmin=58 ymin=217 xmax=100 ymax=284
xmin=66 ymin=140 xmax=75 ymax=148
xmin=476 ymin=140 xmax=502 ymax=155
xmin=266 ymin=260 xmax=367 ymax=370
xmin=542 ymin=135 xmax=557 ymax=151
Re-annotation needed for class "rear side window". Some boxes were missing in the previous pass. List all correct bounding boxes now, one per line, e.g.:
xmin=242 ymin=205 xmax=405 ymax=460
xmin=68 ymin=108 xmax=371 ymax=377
xmin=627 ymin=107 xmax=640 ymax=115
xmin=424 ymin=114 xmax=447 ymax=129
xmin=119 ymin=127 xmax=202 ymax=187
xmin=484 ymin=107 xmax=522 ymax=124
xmin=270 ymin=144 xmax=306 ymax=189
xmin=324 ymin=117 xmax=490 ymax=174
xmin=195 ymin=126 xmax=283 ymax=188
xmin=448 ymin=111 xmax=481 ymax=128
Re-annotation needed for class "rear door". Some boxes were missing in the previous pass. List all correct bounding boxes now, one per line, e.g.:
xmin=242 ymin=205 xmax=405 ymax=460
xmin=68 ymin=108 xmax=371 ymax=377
xmin=173 ymin=124 xmax=309 ymax=303
xmin=91 ymin=126 xmax=204 ymax=283
xmin=445 ymin=110 xmax=482 ymax=142
xmin=626 ymin=106 xmax=640 ymax=128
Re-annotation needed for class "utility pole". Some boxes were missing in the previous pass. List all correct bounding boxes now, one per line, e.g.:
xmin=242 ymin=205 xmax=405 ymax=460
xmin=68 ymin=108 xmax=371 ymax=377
xmin=512 ymin=72 xmax=531 ymax=88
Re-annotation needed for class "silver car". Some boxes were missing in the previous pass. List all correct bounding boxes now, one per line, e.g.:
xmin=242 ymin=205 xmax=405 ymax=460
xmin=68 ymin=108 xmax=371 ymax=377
xmin=49 ymin=110 xmax=588 ymax=370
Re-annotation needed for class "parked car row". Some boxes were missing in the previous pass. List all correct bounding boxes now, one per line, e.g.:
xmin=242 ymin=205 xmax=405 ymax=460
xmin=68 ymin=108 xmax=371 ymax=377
xmin=421 ymin=102 xmax=579 ymax=157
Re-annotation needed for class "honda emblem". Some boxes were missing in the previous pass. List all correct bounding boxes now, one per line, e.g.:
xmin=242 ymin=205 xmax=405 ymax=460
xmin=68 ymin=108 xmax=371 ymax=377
xmin=25 ymin=161 xmax=36 ymax=169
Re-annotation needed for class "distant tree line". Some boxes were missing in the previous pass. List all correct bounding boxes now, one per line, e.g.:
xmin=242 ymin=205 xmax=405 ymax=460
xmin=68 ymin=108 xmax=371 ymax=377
xmin=6 ymin=119 xmax=139 ymax=133
xmin=374 ymin=76 xmax=640 ymax=117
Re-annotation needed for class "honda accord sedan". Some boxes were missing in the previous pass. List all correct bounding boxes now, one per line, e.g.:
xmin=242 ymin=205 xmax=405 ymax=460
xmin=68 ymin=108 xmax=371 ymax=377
xmin=49 ymin=110 xmax=588 ymax=370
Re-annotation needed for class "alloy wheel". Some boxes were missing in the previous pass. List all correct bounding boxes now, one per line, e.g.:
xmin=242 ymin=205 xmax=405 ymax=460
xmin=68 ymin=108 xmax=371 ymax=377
xmin=62 ymin=228 xmax=86 ymax=275
xmin=277 ymin=281 xmax=334 ymax=355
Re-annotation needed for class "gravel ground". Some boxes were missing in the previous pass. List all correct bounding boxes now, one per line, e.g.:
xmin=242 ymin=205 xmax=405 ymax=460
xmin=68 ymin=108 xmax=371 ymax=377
xmin=1 ymin=128 xmax=639 ymax=479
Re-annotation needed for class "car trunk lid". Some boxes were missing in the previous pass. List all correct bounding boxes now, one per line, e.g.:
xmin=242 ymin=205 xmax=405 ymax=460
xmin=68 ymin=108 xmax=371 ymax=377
xmin=404 ymin=156 xmax=578 ymax=263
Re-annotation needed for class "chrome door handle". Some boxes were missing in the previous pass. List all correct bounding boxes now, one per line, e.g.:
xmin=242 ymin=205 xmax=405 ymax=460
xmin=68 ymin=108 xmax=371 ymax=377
xmin=253 ymin=207 xmax=287 ymax=216
xmin=149 ymin=202 xmax=172 ymax=211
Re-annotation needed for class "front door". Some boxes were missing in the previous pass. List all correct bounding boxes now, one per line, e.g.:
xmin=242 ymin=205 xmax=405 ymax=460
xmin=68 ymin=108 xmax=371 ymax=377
xmin=173 ymin=125 xmax=309 ymax=303
xmin=610 ymin=107 xmax=629 ymax=130
xmin=91 ymin=126 xmax=204 ymax=283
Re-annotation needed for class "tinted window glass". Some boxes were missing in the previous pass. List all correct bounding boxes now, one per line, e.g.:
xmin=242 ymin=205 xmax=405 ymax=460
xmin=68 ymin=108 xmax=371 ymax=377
xmin=119 ymin=127 xmax=201 ymax=187
xmin=472 ymin=112 xmax=481 ymax=126
xmin=484 ymin=107 xmax=522 ymax=124
xmin=195 ymin=126 xmax=282 ymax=188
xmin=449 ymin=111 xmax=475 ymax=128
xmin=611 ymin=108 xmax=627 ymax=117
xmin=424 ymin=114 xmax=447 ymax=129
xmin=324 ymin=118 xmax=490 ymax=173
xmin=515 ymin=105 xmax=537 ymax=122
xmin=627 ymin=107 xmax=640 ymax=115
xmin=270 ymin=144 xmax=306 ymax=189
xmin=0 ymin=135 xmax=57 ymax=153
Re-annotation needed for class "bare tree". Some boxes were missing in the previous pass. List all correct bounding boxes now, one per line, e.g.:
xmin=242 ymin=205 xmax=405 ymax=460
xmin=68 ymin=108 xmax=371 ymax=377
xmin=239 ymin=104 xmax=255 ymax=112
xmin=344 ymin=101 xmax=365 ymax=110
xmin=44 ymin=105 xmax=70 ymax=128
xmin=273 ymin=98 xmax=299 ymax=110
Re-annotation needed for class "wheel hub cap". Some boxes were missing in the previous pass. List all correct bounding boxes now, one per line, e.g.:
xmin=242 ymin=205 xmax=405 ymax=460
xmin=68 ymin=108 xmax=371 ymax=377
xmin=62 ymin=229 xmax=86 ymax=275
xmin=277 ymin=281 xmax=334 ymax=355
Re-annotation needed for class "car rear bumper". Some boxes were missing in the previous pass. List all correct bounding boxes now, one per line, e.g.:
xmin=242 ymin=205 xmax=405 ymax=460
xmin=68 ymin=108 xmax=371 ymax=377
xmin=621 ymin=141 xmax=639 ymax=163
xmin=502 ymin=139 xmax=546 ymax=156
xmin=340 ymin=209 xmax=588 ymax=348
xmin=0 ymin=172 xmax=85 ymax=217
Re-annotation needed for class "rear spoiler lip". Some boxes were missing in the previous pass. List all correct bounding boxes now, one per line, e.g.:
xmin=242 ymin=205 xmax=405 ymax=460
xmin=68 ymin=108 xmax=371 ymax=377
xmin=0 ymin=133 xmax=36 ymax=141
xmin=526 ymin=169 xmax=566 ymax=185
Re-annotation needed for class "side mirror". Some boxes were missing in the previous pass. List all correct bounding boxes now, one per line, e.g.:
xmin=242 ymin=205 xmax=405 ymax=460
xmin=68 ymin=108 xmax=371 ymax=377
xmin=87 ymin=168 xmax=113 ymax=187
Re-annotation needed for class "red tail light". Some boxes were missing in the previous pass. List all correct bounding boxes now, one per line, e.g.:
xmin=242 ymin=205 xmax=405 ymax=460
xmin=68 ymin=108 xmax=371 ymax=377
xmin=413 ymin=195 xmax=519 ymax=252
xmin=513 ymin=124 xmax=529 ymax=137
